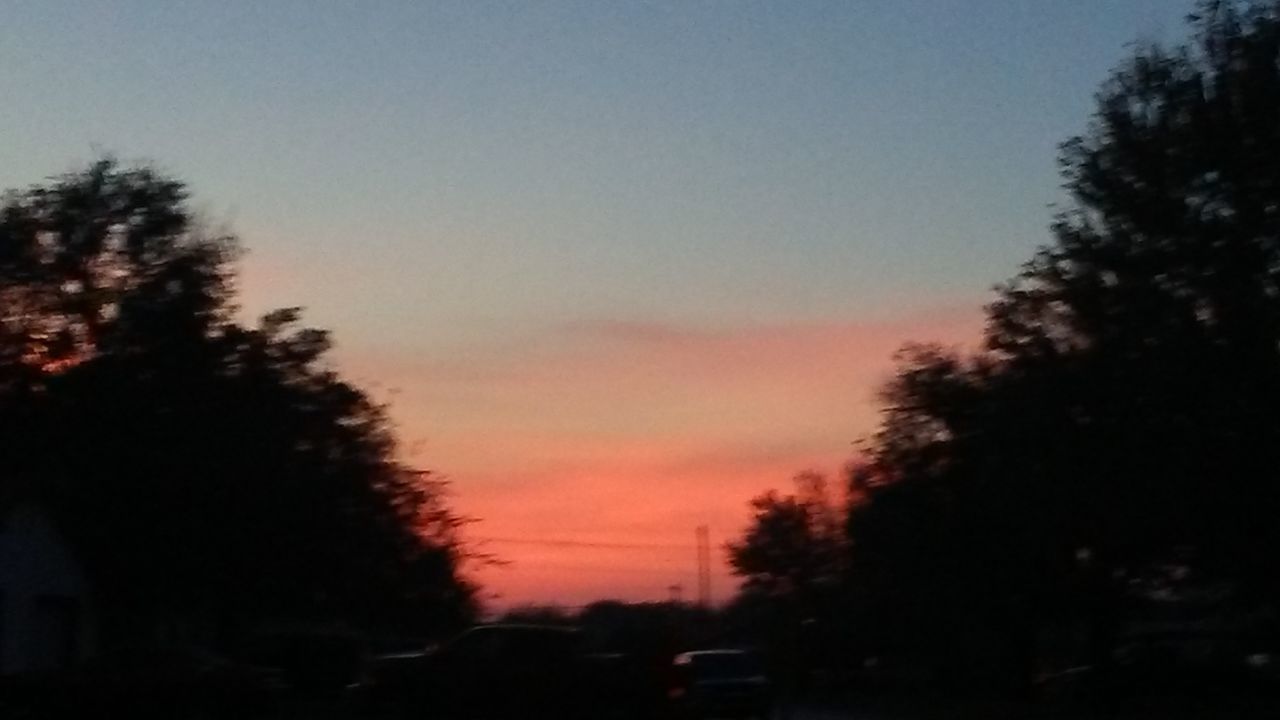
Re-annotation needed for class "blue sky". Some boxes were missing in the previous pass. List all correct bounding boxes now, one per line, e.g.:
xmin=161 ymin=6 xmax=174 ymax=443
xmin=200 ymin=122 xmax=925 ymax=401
xmin=0 ymin=1 xmax=1198 ymax=605
xmin=2 ymin=2 xmax=1191 ymax=338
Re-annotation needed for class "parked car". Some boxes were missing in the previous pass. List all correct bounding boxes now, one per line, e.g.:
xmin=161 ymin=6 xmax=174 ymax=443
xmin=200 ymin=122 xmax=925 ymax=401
xmin=669 ymin=649 xmax=772 ymax=720
xmin=366 ymin=644 xmax=434 ymax=715
xmin=235 ymin=627 xmax=373 ymax=708
xmin=418 ymin=624 xmax=596 ymax=719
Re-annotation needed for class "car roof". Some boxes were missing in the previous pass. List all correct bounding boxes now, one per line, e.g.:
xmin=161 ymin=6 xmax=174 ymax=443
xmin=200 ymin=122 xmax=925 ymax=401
xmin=471 ymin=623 xmax=580 ymax=634
xmin=674 ymin=649 xmax=751 ymax=663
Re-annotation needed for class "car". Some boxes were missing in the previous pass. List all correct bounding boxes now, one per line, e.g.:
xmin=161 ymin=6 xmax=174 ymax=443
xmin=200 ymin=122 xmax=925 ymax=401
xmin=366 ymin=644 xmax=434 ymax=715
xmin=418 ymin=624 xmax=594 ymax=719
xmin=235 ymin=627 xmax=373 ymax=709
xmin=669 ymin=649 xmax=772 ymax=720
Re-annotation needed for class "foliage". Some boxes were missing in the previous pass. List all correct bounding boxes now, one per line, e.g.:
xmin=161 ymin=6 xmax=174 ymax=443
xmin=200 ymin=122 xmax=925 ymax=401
xmin=726 ymin=471 xmax=844 ymax=602
xmin=843 ymin=0 xmax=1280 ymax=685
xmin=0 ymin=159 xmax=476 ymax=639
xmin=718 ymin=1 xmax=1280 ymax=690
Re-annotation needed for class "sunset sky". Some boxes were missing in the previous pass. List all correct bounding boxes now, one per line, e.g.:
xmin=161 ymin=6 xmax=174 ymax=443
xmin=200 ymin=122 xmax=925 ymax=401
xmin=2 ymin=1 xmax=1189 ymax=609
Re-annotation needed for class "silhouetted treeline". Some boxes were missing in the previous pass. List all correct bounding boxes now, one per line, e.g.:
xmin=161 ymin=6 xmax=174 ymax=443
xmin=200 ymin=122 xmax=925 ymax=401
xmin=0 ymin=160 xmax=476 ymax=645
xmin=731 ymin=0 xmax=1280 ymax=700
xmin=499 ymin=601 xmax=722 ymax=655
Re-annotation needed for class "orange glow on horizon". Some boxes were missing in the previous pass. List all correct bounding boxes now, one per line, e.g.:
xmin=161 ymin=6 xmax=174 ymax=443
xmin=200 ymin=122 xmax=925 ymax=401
xmin=338 ymin=308 xmax=985 ymax=610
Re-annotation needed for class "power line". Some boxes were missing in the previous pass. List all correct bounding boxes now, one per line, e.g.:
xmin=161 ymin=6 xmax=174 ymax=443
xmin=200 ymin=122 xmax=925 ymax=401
xmin=475 ymin=536 xmax=696 ymax=551
xmin=486 ymin=562 xmax=692 ymax=577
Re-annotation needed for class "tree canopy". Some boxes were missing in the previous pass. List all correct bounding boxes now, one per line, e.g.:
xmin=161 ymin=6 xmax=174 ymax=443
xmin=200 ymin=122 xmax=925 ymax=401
xmin=725 ymin=0 xmax=1280 ymax=690
xmin=0 ymin=159 xmax=476 ymax=640
xmin=844 ymin=0 xmax=1280 ymax=681
xmin=727 ymin=471 xmax=843 ymax=603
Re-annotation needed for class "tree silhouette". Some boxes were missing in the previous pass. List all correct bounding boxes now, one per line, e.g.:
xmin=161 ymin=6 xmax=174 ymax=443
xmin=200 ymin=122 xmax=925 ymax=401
xmin=0 ymin=159 xmax=476 ymax=642
xmin=727 ymin=472 xmax=844 ymax=602
xmin=726 ymin=473 xmax=848 ymax=692
xmin=845 ymin=0 xmax=1280 ymax=688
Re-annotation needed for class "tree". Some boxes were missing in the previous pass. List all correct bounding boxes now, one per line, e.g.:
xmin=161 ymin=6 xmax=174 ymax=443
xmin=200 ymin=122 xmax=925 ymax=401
xmin=847 ymin=0 xmax=1280 ymax=687
xmin=726 ymin=473 xmax=849 ymax=688
xmin=983 ymin=0 xmax=1280 ymax=585
xmin=727 ymin=471 xmax=844 ymax=602
xmin=0 ymin=159 xmax=477 ymax=640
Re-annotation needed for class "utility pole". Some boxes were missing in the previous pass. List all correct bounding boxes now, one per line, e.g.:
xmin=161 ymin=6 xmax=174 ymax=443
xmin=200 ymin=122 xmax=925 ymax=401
xmin=696 ymin=525 xmax=711 ymax=608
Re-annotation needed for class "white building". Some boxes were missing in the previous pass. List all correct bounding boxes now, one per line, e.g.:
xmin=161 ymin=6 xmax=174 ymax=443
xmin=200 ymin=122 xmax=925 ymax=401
xmin=0 ymin=502 xmax=96 ymax=675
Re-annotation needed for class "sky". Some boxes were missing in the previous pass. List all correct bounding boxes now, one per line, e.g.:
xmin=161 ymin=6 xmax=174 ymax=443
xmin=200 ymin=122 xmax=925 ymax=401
xmin=1 ymin=1 xmax=1194 ymax=609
